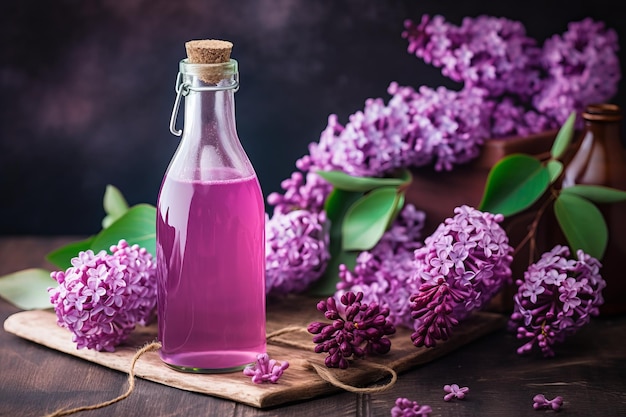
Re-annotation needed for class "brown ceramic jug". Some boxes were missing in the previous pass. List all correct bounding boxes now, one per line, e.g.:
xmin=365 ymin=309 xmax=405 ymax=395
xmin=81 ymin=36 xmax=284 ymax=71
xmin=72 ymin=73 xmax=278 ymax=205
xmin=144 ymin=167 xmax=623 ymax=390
xmin=562 ymin=103 xmax=626 ymax=316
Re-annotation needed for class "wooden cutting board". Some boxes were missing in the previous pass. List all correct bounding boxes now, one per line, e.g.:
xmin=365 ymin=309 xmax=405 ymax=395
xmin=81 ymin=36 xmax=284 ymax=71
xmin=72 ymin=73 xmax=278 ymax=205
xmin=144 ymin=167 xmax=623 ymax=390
xmin=3 ymin=295 xmax=506 ymax=408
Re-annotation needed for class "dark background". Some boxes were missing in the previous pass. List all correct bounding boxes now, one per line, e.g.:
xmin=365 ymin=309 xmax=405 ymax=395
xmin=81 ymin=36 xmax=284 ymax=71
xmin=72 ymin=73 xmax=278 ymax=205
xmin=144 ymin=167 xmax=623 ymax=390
xmin=1 ymin=0 xmax=624 ymax=235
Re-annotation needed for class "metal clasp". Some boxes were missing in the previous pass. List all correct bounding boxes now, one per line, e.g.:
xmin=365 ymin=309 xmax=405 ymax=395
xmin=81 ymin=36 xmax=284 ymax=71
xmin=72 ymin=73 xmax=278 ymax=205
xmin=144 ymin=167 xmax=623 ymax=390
xmin=169 ymin=72 xmax=189 ymax=136
xmin=168 ymin=71 xmax=240 ymax=137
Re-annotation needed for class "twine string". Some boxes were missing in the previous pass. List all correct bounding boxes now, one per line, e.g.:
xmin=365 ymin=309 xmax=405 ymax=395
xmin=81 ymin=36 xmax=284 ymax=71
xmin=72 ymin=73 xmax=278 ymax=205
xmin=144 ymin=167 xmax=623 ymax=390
xmin=267 ymin=325 xmax=398 ymax=394
xmin=44 ymin=324 xmax=397 ymax=416
xmin=305 ymin=361 xmax=397 ymax=394
xmin=266 ymin=325 xmax=315 ymax=351
xmin=43 ymin=341 xmax=161 ymax=417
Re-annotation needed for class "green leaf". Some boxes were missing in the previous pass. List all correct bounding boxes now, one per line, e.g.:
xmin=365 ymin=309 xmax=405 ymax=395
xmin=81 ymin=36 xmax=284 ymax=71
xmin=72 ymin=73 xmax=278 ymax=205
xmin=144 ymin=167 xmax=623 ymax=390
xmin=91 ymin=203 xmax=157 ymax=257
xmin=0 ymin=268 xmax=54 ymax=310
xmin=316 ymin=169 xmax=412 ymax=192
xmin=324 ymin=188 xmax=363 ymax=223
xmin=478 ymin=154 xmax=550 ymax=217
xmin=546 ymin=159 xmax=563 ymax=184
xmin=102 ymin=185 xmax=130 ymax=228
xmin=46 ymin=202 xmax=156 ymax=270
xmin=342 ymin=187 xmax=400 ymax=251
xmin=561 ymin=184 xmax=626 ymax=204
xmin=45 ymin=236 xmax=95 ymax=270
xmin=324 ymin=189 xmax=363 ymax=268
xmin=554 ymin=193 xmax=608 ymax=259
xmin=551 ymin=111 xmax=576 ymax=160
xmin=308 ymin=189 xmax=362 ymax=296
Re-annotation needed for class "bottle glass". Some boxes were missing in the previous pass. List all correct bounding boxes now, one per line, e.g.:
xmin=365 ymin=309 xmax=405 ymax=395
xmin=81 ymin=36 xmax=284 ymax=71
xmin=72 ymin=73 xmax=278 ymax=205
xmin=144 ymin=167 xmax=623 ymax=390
xmin=156 ymin=58 xmax=266 ymax=372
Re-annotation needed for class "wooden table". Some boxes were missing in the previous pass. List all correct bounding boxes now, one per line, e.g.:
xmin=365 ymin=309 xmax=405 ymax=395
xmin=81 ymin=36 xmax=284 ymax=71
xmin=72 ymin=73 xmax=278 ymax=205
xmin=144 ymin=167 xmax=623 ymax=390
xmin=1 ymin=236 xmax=625 ymax=417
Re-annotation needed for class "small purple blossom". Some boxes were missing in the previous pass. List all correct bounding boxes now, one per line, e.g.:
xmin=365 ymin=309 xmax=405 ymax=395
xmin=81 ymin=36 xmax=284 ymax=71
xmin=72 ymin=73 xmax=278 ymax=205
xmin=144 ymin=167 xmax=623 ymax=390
xmin=410 ymin=205 xmax=513 ymax=348
xmin=533 ymin=394 xmax=564 ymax=411
xmin=307 ymin=291 xmax=396 ymax=369
xmin=443 ymin=383 xmax=469 ymax=401
xmin=48 ymin=240 xmax=157 ymax=352
xmin=243 ymin=353 xmax=289 ymax=384
xmin=391 ymin=397 xmax=432 ymax=417
xmin=509 ymin=245 xmax=605 ymax=357
xmin=265 ymin=209 xmax=330 ymax=295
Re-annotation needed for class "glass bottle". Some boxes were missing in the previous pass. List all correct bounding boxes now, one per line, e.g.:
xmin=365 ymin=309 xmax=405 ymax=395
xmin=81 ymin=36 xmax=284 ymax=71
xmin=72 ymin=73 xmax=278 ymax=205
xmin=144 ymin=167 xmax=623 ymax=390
xmin=562 ymin=103 xmax=626 ymax=315
xmin=156 ymin=47 xmax=266 ymax=372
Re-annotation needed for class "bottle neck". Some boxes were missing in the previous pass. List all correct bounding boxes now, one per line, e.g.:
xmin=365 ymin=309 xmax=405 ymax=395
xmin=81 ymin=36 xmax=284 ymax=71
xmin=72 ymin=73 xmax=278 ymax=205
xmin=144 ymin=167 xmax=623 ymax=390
xmin=167 ymin=59 xmax=254 ymax=181
xmin=562 ymin=104 xmax=625 ymax=188
xmin=582 ymin=103 xmax=622 ymax=145
xmin=182 ymin=75 xmax=238 ymax=145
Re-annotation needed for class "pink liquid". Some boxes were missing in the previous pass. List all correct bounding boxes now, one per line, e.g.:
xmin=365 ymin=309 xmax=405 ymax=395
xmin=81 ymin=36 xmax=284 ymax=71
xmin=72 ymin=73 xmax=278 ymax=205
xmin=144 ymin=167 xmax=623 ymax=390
xmin=156 ymin=168 xmax=266 ymax=372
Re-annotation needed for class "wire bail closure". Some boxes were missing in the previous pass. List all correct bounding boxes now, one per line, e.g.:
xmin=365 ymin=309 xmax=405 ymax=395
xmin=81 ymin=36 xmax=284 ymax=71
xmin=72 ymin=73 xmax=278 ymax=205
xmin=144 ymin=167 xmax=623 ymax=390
xmin=169 ymin=71 xmax=240 ymax=137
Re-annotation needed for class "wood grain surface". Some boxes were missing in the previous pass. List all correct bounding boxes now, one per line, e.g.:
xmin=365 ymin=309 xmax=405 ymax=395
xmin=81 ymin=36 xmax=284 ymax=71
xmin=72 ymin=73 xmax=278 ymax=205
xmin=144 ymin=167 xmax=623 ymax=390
xmin=1 ymin=236 xmax=625 ymax=417
xmin=4 ymin=299 xmax=506 ymax=408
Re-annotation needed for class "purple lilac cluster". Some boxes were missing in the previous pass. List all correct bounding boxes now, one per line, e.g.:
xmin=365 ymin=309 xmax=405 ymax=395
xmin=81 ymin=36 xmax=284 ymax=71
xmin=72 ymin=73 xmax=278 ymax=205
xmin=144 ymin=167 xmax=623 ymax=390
xmin=243 ymin=353 xmax=289 ymax=384
xmin=403 ymin=14 xmax=620 ymax=137
xmin=337 ymin=203 xmax=426 ymax=328
xmin=263 ymin=14 xmax=618 ymax=304
xmin=298 ymin=82 xmax=491 ymax=174
xmin=409 ymin=206 xmax=513 ymax=348
xmin=265 ymin=209 xmax=330 ymax=295
xmin=265 ymin=80 xmax=490 ymax=290
xmin=307 ymin=291 xmax=396 ymax=369
xmin=48 ymin=240 xmax=157 ymax=352
xmin=509 ymin=245 xmax=605 ymax=357
xmin=404 ymin=15 xmax=541 ymax=98
xmin=264 ymin=170 xmax=333 ymax=293
xmin=535 ymin=18 xmax=621 ymax=126
xmin=390 ymin=397 xmax=432 ymax=417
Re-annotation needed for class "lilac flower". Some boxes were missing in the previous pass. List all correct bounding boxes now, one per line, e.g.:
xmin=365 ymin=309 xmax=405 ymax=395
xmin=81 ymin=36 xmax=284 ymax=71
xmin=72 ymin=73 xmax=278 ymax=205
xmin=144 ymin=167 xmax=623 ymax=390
xmin=387 ymin=83 xmax=492 ymax=171
xmin=535 ymin=18 xmax=621 ymax=127
xmin=402 ymin=14 xmax=620 ymax=138
xmin=48 ymin=240 xmax=157 ymax=352
xmin=243 ymin=353 xmax=289 ymax=384
xmin=443 ymin=384 xmax=469 ymax=401
xmin=403 ymin=14 xmax=542 ymax=98
xmin=307 ymin=291 xmax=396 ymax=369
xmin=409 ymin=205 xmax=513 ymax=348
xmin=391 ymin=397 xmax=432 ymax=417
xmin=337 ymin=203 xmax=426 ymax=328
xmin=533 ymin=394 xmax=564 ymax=411
xmin=298 ymin=82 xmax=492 ymax=175
xmin=509 ymin=245 xmax=605 ymax=357
xmin=264 ymin=13 xmax=620 ymax=306
xmin=298 ymin=97 xmax=414 ymax=177
xmin=265 ymin=209 xmax=330 ymax=295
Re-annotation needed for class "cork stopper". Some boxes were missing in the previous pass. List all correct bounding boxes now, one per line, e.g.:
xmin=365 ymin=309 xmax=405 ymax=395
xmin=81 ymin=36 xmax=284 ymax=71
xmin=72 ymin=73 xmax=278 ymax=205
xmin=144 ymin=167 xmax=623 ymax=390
xmin=185 ymin=39 xmax=233 ymax=83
